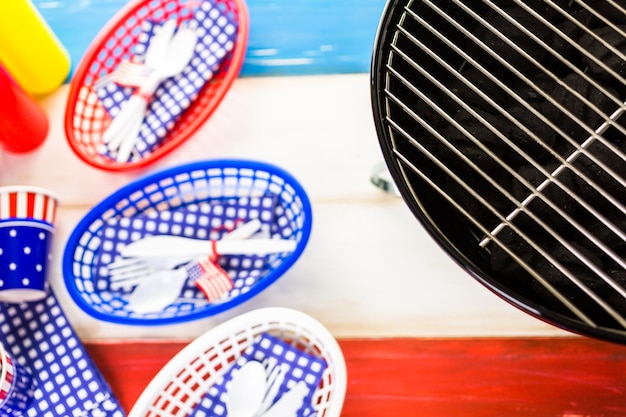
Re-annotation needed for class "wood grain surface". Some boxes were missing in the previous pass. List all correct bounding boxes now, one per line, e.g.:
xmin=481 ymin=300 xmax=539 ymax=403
xmin=6 ymin=4 xmax=626 ymax=416
xmin=34 ymin=0 xmax=386 ymax=77
xmin=86 ymin=337 xmax=626 ymax=417
xmin=1 ymin=75 xmax=572 ymax=341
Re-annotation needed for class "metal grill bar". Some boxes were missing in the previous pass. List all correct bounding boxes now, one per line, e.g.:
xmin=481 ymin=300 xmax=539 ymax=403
xmin=470 ymin=0 xmax=626 ymax=243
xmin=387 ymin=43 xmax=626 ymax=275
xmin=392 ymin=24 xmax=626 ymax=256
xmin=385 ymin=111 xmax=598 ymax=327
xmin=491 ymin=0 xmax=626 ymax=124
xmin=480 ymin=0 xmax=626 ymax=160
xmin=402 ymin=5 xmax=626 ymax=222
xmin=549 ymin=0 xmax=626 ymax=67
xmin=484 ymin=102 xmax=626 ymax=246
xmin=384 ymin=62 xmax=626 ymax=328
xmin=397 ymin=4 xmax=626 ymax=252
xmin=378 ymin=0 xmax=626 ymax=332
xmin=424 ymin=0 xmax=626 ymax=176
xmin=491 ymin=0 xmax=626 ymax=106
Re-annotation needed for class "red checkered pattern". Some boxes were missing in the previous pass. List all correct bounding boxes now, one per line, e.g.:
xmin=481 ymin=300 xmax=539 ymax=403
xmin=0 ymin=348 xmax=14 ymax=403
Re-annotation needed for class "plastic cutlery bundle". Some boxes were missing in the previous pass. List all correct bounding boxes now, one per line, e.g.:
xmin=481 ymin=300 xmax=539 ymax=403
xmin=260 ymin=381 xmax=309 ymax=417
xmin=226 ymin=361 xmax=266 ymax=417
xmin=125 ymin=256 xmax=233 ymax=313
xmin=103 ymin=21 xmax=198 ymax=162
xmin=120 ymin=235 xmax=298 ymax=258
xmin=65 ymin=0 xmax=247 ymax=171
xmin=189 ymin=332 xmax=328 ymax=417
xmin=107 ymin=219 xmax=264 ymax=285
xmin=119 ymin=236 xmax=297 ymax=313
xmin=93 ymin=1 xmax=239 ymax=164
xmin=118 ymin=220 xmax=267 ymax=313
xmin=101 ymin=19 xmax=176 ymax=148
xmin=225 ymin=360 xmax=289 ymax=417
xmin=255 ymin=362 xmax=287 ymax=417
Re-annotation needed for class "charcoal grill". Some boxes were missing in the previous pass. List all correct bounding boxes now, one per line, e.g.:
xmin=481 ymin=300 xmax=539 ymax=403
xmin=371 ymin=0 xmax=626 ymax=344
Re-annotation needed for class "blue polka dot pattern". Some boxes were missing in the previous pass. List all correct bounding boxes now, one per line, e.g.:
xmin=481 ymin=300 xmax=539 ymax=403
xmin=0 ymin=222 xmax=53 ymax=302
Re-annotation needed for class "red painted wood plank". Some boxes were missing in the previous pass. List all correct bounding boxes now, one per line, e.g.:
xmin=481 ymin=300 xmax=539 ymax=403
xmin=85 ymin=337 xmax=626 ymax=416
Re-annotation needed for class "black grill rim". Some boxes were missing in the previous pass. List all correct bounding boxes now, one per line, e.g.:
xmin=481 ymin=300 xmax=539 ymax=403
xmin=369 ymin=0 xmax=626 ymax=345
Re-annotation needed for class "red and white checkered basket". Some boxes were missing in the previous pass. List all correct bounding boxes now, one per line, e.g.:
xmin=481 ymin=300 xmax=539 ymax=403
xmin=64 ymin=0 xmax=249 ymax=172
xmin=0 ymin=346 xmax=14 ymax=406
xmin=128 ymin=307 xmax=347 ymax=417
xmin=0 ymin=341 xmax=34 ymax=415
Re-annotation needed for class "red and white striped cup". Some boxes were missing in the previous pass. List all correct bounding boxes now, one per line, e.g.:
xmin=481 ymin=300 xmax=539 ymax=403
xmin=0 ymin=185 xmax=58 ymax=225
xmin=0 ymin=342 xmax=34 ymax=416
xmin=0 ymin=186 xmax=59 ymax=302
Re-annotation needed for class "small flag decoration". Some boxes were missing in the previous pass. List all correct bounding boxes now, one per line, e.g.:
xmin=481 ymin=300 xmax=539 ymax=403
xmin=190 ymin=254 xmax=233 ymax=302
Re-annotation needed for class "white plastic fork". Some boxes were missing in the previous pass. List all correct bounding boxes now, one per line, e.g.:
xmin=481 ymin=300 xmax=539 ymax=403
xmin=113 ymin=25 xmax=198 ymax=162
xmin=259 ymin=381 xmax=308 ymax=417
xmin=102 ymin=19 xmax=177 ymax=148
xmin=108 ymin=219 xmax=263 ymax=288
xmin=255 ymin=363 xmax=287 ymax=417
xmin=108 ymin=255 xmax=191 ymax=290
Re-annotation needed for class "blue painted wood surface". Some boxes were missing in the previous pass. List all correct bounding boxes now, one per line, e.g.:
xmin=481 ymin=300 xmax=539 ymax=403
xmin=34 ymin=0 xmax=387 ymax=77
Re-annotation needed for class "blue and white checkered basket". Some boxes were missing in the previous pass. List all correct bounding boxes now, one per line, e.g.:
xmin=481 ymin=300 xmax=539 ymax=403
xmin=62 ymin=159 xmax=312 ymax=325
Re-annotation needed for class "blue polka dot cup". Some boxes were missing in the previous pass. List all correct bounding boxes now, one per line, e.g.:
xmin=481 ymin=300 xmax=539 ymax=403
xmin=0 ymin=186 xmax=58 ymax=303
xmin=0 ymin=342 xmax=34 ymax=416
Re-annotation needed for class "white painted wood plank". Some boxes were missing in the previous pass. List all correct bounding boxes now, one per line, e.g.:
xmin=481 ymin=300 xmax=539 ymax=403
xmin=49 ymin=201 xmax=566 ymax=340
xmin=0 ymin=74 xmax=568 ymax=340
xmin=1 ymin=74 xmax=384 ymax=205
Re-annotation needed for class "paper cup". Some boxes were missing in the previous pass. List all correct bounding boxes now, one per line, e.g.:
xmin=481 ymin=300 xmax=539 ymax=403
xmin=0 ymin=186 xmax=58 ymax=303
xmin=0 ymin=342 xmax=34 ymax=416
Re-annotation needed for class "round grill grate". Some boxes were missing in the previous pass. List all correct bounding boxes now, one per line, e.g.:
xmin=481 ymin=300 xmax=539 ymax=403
xmin=371 ymin=0 xmax=626 ymax=343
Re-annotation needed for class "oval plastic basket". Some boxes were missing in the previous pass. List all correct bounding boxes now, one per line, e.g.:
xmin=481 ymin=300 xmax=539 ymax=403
xmin=63 ymin=0 xmax=248 ymax=171
xmin=62 ymin=159 xmax=312 ymax=325
xmin=128 ymin=307 xmax=347 ymax=417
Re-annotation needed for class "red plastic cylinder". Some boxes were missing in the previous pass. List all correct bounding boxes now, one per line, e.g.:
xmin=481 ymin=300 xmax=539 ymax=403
xmin=0 ymin=64 xmax=49 ymax=153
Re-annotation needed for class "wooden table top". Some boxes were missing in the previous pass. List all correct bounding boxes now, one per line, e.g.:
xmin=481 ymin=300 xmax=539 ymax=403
xmin=86 ymin=336 xmax=626 ymax=416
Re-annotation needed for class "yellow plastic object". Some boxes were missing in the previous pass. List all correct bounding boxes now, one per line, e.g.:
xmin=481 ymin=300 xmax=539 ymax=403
xmin=0 ymin=0 xmax=70 ymax=96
